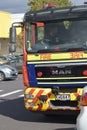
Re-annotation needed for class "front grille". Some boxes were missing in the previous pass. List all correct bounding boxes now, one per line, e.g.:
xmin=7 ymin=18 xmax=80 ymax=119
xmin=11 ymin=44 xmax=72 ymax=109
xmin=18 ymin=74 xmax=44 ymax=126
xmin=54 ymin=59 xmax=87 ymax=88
xmin=51 ymin=100 xmax=78 ymax=107
xmin=35 ymin=63 xmax=87 ymax=84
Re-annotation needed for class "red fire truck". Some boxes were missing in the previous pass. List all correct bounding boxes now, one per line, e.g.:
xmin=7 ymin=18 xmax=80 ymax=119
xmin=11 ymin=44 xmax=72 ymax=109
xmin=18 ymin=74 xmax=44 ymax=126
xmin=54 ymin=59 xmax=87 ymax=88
xmin=10 ymin=4 xmax=87 ymax=114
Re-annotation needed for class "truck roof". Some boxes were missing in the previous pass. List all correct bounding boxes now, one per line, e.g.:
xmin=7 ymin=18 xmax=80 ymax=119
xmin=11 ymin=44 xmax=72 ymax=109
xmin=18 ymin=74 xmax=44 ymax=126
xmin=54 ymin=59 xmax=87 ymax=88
xmin=24 ymin=5 xmax=87 ymax=22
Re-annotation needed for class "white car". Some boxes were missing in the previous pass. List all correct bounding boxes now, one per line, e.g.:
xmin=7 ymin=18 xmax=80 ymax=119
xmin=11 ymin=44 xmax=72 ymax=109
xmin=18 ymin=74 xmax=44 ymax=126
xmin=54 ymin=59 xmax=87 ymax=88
xmin=76 ymin=86 xmax=87 ymax=130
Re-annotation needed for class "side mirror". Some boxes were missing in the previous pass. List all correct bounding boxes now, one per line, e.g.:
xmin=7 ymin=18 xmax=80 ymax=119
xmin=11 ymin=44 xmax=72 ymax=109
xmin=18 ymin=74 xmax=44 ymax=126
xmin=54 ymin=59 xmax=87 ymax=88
xmin=9 ymin=26 xmax=16 ymax=53
xmin=9 ymin=44 xmax=16 ymax=53
xmin=10 ymin=26 xmax=16 ymax=43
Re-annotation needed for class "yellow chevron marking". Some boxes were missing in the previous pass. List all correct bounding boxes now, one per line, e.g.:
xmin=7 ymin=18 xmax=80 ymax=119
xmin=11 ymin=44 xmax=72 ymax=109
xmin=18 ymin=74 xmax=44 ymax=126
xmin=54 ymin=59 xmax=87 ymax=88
xmin=24 ymin=87 xmax=81 ymax=111
xmin=70 ymin=93 xmax=77 ymax=100
xmin=77 ymin=88 xmax=83 ymax=95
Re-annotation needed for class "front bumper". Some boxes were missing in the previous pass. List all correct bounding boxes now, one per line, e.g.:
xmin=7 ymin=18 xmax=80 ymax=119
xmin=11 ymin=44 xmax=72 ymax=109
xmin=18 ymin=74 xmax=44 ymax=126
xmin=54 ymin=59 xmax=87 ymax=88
xmin=24 ymin=87 xmax=83 ymax=111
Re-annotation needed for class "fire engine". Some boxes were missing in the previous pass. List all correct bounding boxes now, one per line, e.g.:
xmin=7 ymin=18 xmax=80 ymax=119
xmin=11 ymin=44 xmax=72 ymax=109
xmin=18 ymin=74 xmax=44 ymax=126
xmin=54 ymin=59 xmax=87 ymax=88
xmin=10 ymin=4 xmax=87 ymax=114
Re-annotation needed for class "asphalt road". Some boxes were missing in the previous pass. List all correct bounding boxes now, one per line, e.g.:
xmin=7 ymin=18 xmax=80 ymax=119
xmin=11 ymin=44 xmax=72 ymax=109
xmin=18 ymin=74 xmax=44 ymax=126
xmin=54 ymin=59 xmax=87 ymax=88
xmin=0 ymin=74 xmax=77 ymax=130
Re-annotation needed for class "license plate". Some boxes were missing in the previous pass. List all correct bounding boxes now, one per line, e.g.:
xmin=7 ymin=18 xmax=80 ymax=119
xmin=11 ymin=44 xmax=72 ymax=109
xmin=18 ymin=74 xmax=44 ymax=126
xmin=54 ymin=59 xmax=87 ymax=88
xmin=56 ymin=94 xmax=70 ymax=101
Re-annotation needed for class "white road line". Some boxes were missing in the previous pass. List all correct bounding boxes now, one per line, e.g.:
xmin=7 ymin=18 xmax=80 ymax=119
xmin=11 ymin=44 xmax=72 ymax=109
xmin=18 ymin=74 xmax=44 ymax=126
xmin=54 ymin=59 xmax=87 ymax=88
xmin=19 ymin=94 xmax=24 ymax=97
xmin=0 ymin=90 xmax=3 ymax=92
xmin=0 ymin=89 xmax=23 ymax=97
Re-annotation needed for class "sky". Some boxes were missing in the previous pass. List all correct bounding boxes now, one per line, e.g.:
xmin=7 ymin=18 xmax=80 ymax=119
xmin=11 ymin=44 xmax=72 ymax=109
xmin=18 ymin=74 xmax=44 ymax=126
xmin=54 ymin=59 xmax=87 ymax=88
xmin=0 ymin=0 xmax=87 ymax=14
xmin=0 ymin=0 xmax=28 ymax=14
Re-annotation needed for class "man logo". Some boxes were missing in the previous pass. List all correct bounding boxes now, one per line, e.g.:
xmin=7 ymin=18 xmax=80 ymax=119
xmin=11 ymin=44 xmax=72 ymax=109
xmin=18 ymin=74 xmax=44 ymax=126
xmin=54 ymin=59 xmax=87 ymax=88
xmin=52 ymin=69 xmax=71 ymax=75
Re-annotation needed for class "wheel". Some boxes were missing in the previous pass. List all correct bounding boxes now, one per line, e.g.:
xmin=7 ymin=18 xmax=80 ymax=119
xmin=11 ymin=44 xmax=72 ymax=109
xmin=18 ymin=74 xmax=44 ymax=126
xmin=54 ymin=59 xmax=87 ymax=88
xmin=0 ymin=72 xmax=5 ymax=81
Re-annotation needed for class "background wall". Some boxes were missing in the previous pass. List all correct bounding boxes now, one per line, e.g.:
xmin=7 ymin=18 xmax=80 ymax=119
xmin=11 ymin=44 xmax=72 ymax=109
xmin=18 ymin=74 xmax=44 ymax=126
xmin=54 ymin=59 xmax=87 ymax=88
xmin=0 ymin=11 xmax=23 ymax=55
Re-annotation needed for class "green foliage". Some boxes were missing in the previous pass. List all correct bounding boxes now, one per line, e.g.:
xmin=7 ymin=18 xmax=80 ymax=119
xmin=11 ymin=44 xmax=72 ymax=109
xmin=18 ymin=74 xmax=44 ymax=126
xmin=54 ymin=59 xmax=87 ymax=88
xmin=16 ymin=31 xmax=23 ymax=48
xmin=27 ymin=0 xmax=72 ymax=11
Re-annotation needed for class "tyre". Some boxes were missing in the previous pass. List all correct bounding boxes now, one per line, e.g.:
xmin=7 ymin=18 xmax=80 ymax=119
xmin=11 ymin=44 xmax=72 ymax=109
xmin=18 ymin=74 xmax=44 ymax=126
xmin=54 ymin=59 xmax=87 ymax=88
xmin=0 ymin=72 xmax=5 ymax=81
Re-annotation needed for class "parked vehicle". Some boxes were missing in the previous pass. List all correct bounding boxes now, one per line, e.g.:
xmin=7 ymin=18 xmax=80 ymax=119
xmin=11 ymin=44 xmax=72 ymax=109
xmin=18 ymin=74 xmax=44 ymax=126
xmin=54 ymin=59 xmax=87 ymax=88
xmin=8 ymin=55 xmax=23 ymax=73
xmin=76 ymin=86 xmax=87 ymax=130
xmin=0 ymin=56 xmax=9 ymax=64
xmin=1 ymin=54 xmax=23 ymax=74
xmin=0 ymin=64 xmax=18 ymax=81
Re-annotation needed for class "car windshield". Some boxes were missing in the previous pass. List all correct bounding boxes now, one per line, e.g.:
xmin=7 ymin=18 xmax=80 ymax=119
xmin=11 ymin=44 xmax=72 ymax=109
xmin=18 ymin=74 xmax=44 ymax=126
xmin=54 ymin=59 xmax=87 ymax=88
xmin=26 ymin=19 xmax=87 ymax=53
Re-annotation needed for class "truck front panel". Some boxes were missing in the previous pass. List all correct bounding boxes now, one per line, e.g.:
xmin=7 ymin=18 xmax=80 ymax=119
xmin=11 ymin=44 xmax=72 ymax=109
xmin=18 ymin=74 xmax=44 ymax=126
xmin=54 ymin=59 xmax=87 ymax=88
xmin=24 ymin=52 xmax=87 ymax=111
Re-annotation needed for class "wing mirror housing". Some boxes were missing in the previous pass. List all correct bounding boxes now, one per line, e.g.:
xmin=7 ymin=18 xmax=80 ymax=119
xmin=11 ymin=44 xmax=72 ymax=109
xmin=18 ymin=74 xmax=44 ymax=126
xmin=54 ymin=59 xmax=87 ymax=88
xmin=10 ymin=26 xmax=16 ymax=43
xmin=9 ymin=26 xmax=16 ymax=53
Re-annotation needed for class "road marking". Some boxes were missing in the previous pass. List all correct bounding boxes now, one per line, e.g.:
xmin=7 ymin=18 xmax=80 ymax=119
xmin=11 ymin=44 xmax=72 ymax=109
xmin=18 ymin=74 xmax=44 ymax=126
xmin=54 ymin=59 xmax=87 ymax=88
xmin=19 ymin=94 xmax=24 ymax=97
xmin=0 ymin=89 xmax=23 ymax=97
xmin=0 ymin=90 xmax=3 ymax=92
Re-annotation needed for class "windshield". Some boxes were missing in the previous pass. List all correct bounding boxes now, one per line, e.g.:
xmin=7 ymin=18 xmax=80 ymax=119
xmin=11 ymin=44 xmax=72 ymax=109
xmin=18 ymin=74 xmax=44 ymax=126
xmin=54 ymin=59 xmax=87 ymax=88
xmin=26 ymin=19 xmax=87 ymax=53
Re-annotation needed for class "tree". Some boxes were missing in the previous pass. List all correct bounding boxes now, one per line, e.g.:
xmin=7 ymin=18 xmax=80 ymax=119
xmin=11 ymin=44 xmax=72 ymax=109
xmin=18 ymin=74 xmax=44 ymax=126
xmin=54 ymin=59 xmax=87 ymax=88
xmin=16 ymin=31 xmax=23 ymax=48
xmin=27 ymin=0 xmax=72 ymax=11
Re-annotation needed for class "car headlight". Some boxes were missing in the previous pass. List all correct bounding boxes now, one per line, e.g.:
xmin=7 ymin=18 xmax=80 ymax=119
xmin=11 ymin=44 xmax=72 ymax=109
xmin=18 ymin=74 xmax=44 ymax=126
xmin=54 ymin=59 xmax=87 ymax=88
xmin=4 ymin=68 xmax=11 ymax=73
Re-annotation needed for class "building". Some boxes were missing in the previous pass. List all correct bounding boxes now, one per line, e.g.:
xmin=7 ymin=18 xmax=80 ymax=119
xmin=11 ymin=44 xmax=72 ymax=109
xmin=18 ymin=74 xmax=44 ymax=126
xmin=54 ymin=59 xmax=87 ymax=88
xmin=11 ymin=13 xmax=24 ymax=23
xmin=0 ymin=11 xmax=24 ymax=55
xmin=0 ymin=11 xmax=11 ymax=55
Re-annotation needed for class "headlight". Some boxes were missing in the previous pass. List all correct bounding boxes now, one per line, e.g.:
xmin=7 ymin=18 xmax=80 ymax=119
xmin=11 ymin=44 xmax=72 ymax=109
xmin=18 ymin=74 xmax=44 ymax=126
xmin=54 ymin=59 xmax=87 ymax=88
xmin=4 ymin=68 xmax=11 ymax=73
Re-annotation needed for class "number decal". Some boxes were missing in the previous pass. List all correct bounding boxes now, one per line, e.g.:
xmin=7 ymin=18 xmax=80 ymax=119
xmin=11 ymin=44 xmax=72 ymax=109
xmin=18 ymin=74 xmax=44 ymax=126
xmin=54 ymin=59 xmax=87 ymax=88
xmin=70 ymin=52 xmax=83 ymax=58
xmin=40 ymin=54 xmax=51 ymax=60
